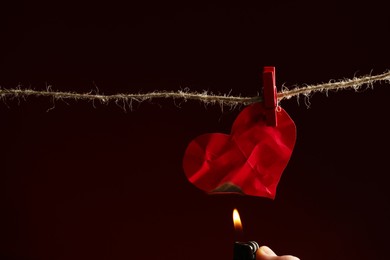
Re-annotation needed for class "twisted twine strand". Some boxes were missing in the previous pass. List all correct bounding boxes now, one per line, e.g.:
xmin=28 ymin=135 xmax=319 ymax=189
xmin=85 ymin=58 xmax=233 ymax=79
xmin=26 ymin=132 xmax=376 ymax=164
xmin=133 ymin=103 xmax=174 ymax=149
xmin=0 ymin=88 xmax=261 ymax=106
xmin=277 ymin=70 xmax=390 ymax=101
xmin=1 ymin=70 xmax=389 ymax=109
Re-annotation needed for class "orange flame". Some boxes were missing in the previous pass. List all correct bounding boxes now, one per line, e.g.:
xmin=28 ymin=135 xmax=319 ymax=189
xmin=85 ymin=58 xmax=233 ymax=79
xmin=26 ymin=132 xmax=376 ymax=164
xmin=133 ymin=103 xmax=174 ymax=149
xmin=233 ymin=208 xmax=243 ymax=232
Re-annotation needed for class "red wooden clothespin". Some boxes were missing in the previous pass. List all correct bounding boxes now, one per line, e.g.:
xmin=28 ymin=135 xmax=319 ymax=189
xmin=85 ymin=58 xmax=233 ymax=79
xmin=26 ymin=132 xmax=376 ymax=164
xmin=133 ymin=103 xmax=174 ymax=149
xmin=262 ymin=66 xmax=277 ymax=126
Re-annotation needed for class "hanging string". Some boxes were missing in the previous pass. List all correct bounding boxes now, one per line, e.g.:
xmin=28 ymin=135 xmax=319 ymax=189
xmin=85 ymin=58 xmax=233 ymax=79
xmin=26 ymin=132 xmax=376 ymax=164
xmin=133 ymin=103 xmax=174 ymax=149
xmin=278 ymin=70 xmax=390 ymax=101
xmin=0 ymin=70 xmax=389 ymax=110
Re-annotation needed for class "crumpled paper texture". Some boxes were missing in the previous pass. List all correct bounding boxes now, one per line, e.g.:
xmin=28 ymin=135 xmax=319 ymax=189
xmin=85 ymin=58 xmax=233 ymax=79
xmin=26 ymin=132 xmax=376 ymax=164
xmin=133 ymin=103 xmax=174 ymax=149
xmin=183 ymin=103 xmax=296 ymax=199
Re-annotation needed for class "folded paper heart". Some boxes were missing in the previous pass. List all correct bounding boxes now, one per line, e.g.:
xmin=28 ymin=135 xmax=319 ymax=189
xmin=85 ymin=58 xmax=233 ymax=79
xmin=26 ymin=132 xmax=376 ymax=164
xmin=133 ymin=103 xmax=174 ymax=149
xmin=182 ymin=103 xmax=296 ymax=199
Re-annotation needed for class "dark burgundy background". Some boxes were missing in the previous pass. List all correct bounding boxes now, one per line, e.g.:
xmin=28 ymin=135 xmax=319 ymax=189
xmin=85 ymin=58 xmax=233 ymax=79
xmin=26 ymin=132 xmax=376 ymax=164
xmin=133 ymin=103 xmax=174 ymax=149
xmin=1 ymin=1 xmax=389 ymax=259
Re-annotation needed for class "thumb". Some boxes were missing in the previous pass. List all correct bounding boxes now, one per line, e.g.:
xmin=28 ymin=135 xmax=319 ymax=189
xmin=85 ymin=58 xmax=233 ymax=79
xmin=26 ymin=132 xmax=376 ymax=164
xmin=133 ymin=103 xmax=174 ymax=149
xmin=256 ymin=246 xmax=300 ymax=260
xmin=256 ymin=246 xmax=277 ymax=259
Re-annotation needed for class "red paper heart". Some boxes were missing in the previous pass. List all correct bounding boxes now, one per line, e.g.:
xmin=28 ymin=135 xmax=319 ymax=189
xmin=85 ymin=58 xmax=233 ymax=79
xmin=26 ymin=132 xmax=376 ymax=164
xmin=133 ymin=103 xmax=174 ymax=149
xmin=182 ymin=103 xmax=296 ymax=199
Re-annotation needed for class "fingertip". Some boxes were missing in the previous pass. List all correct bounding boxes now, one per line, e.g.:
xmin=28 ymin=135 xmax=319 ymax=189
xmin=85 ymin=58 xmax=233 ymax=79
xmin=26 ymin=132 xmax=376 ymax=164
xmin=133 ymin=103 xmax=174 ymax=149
xmin=257 ymin=245 xmax=277 ymax=256
xmin=256 ymin=246 xmax=300 ymax=260
xmin=279 ymin=256 xmax=300 ymax=260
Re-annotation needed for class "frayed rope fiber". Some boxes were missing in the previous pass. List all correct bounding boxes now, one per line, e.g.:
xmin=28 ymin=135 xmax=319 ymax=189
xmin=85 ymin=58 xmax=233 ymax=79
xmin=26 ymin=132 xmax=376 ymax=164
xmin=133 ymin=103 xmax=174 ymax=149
xmin=1 ymin=70 xmax=389 ymax=110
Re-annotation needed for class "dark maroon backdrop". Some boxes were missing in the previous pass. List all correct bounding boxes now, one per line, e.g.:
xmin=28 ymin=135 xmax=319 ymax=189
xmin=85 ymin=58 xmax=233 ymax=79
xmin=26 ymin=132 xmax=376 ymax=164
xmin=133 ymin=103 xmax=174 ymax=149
xmin=1 ymin=1 xmax=389 ymax=259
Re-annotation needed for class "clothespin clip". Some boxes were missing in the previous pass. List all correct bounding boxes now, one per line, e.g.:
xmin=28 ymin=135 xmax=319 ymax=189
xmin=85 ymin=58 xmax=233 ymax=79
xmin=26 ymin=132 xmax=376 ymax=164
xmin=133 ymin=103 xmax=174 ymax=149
xmin=262 ymin=66 xmax=277 ymax=126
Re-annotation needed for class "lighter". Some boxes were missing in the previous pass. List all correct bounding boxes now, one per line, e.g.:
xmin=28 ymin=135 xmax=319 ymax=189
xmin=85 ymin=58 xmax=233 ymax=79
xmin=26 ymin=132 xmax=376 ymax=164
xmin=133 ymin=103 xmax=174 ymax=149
xmin=232 ymin=209 xmax=259 ymax=260
xmin=233 ymin=241 xmax=259 ymax=260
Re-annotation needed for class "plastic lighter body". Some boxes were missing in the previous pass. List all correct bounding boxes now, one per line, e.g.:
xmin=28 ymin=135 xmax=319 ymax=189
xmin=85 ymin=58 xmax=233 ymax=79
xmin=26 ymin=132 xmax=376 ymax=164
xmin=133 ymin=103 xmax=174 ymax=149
xmin=233 ymin=241 xmax=259 ymax=260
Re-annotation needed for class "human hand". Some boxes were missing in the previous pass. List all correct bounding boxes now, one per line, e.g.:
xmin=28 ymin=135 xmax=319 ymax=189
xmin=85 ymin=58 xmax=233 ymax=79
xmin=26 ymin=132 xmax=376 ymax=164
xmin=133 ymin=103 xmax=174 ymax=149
xmin=256 ymin=245 xmax=300 ymax=260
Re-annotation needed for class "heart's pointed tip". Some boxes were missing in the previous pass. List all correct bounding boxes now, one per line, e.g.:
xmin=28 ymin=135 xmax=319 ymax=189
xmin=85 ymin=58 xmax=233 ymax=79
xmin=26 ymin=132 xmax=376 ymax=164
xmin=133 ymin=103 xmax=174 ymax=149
xmin=212 ymin=182 xmax=243 ymax=193
xmin=208 ymin=191 xmax=245 ymax=196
